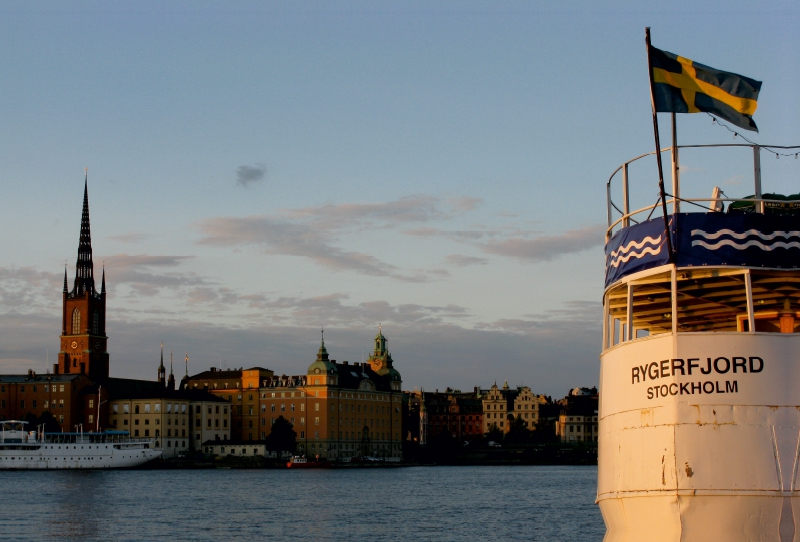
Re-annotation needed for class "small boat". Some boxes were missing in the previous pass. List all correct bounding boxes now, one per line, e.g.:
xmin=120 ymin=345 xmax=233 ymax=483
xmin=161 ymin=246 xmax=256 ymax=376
xmin=0 ymin=420 xmax=161 ymax=470
xmin=286 ymin=455 xmax=330 ymax=469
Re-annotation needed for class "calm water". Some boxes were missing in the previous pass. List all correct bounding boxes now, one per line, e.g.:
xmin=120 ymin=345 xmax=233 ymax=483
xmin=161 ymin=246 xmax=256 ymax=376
xmin=1 ymin=466 xmax=604 ymax=541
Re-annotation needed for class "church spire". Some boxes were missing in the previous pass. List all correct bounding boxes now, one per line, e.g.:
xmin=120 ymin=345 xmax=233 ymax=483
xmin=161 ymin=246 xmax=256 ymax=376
xmin=72 ymin=169 xmax=96 ymax=296
xmin=101 ymin=265 xmax=106 ymax=294
xmin=63 ymin=266 xmax=68 ymax=293
xmin=158 ymin=342 xmax=166 ymax=384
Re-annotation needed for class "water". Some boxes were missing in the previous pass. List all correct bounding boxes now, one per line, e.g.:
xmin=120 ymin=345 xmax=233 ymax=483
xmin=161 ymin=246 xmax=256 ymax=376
xmin=1 ymin=466 xmax=604 ymax=541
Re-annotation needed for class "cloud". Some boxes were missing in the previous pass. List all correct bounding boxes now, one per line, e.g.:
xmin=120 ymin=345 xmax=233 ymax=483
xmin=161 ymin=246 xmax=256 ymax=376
xmin=443 ymin=255 xmax=488 ymax=267
xmin=480 ymin=224 xmax=605 ymax=262
xmin=107 ymin=232 xmax=149 ymax=244
xmin=103 ymin=254 xmax=203 ymax=296
xmin=284 ymin=195 xmax=460 ymax=231
xmin=236 ymin=163 xmax=267 ymax=187
xmin=196 ymin=195 xmax=482 ymax=280
xmin=197 ymin=216 xmax=401 ymax=277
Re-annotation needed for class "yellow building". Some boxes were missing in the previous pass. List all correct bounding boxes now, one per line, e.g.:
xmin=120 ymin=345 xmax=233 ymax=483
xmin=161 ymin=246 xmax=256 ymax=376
xmin=259 ymin=329 xmax=403 ymax=461
xmin=482 ymin=382 xmax=548 ymax=434
xmin=108 ymin=389 xmax=230 ymax=458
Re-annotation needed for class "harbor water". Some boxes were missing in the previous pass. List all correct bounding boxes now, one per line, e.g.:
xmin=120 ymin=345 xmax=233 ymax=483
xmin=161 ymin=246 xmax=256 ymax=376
xmin=0 ymin=465 xmax=603 ymax=541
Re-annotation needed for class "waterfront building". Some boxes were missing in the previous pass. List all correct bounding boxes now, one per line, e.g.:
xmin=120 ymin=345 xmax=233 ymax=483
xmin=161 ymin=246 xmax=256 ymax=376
xmin=0 ymin=372 xmax=93 ymax=430
xmin=203 ymin=439 xmax=270 ymax=458
xmin=554 ymin=387 xmax=598 ymax=443
xmin=182 ymin=366 xmax=274 ymax=441
xmin=481 ymin=382 xmax=548 ymax=434
xmin=108 ymin=387 xmax=230 ymax=458
xmin=419 ymin=388 xmax=484 ymax=442
xmin=258 ymin=329 xmax=403 ymax=461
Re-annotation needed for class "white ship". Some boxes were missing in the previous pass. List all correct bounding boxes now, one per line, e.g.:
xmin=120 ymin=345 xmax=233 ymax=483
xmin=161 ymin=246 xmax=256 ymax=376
xmin=0 ymin=420 xmax=161 ymax=469
xmin=599 ymin=142 xmax=800 ymax=541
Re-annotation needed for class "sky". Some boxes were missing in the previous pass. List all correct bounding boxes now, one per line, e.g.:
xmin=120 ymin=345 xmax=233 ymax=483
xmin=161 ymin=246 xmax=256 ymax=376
xmin=1 ymin=1 xmax=800 ymax=397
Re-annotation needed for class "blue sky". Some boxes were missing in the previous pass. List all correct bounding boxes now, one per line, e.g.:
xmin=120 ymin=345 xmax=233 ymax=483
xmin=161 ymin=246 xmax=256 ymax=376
xmin=1 ymin=1 xmax=799 ymax=396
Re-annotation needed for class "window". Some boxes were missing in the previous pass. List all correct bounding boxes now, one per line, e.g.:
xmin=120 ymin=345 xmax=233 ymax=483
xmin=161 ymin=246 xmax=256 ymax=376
xmin=88 ymin=399 xmax=94 ymax=409
xmin=134 ymin=430 xmax=139 ymax=437
xmin=155 ymin=404 xmax=161 ymax=412
xmin=92 ymin=311 xmax=99 ymax=334
xmin=223 ymin=419 xmax=227 ymax=428
xmin=32 ymin=400 xmax=37 ymax=408
xmin=20 ymin=400 xmax=24 ymax=408
xmin=301 ymin=404 xmax=305 ymax=412
xmin=300 ymin=431 xmax=305 ymax=439
xmin=315 ymin=403 xmax=319 ymax=412
xmin=145 ymin=419 xmax=150 ymax=425
xmin=20 ymin=386 xmax=25 ymax=393
xmin=182 ymin=405 xmax=187 ymax=413
xmin=33 ymin=385 xmax=37 ymax=392
xmin=314 ymin=431 xmax=319 ymax=439
xmin=215 ymin=406 xmax=219 ymax=414
xmin=72 ymin=308 xmax=81 ymax=335
xmin=271 ymin=404 xmax=275 ymax=412
xmin=88 ymin=414 xmax=94 ymax=424
xmin=314 ymin=417 xmax=319 ymax=426
xmin=300 ymin=417 xmax=305 ymax=425
xmin=1 ymin=400 xmax=5 ymax=408
xmin=135 ymin=405 xmax=140 ymax=414
xmin=123 ymin=404 xmax=129 ymax=414
xmin=261 ymin=404 xmax=265 ymax=412
xmin=207 ymin=419 xmax=211 ymax=428
xmin=59 ymin=385 xmax=64 ymax=392
xmin=145 ymin=430 xmax=150 ymax=437
xmin=145 ymin=404 xmax=151 ymax=413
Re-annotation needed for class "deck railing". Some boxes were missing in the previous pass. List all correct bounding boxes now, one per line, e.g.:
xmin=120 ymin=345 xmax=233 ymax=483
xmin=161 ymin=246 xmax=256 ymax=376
xmin=606 ymin=144 xmax=800 ymax=242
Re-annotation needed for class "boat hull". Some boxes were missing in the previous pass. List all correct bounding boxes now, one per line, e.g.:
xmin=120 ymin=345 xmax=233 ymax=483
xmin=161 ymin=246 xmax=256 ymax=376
xmin=598 ymin=332 xmax=800 ymax=541
xmin=0 ymin=443 xmax=161 ymax=470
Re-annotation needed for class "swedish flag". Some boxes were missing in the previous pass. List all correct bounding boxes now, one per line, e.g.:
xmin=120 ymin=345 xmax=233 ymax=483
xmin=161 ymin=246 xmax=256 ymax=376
xmin=649 ymin=46 xmax=762 ymax=132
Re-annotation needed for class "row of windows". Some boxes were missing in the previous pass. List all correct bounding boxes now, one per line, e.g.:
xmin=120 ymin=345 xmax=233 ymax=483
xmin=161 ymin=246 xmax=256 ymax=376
xmin=0 ymin=384 xmax=67 ymax=394
xmin=11 ymin=399 xmax=66 ymax=409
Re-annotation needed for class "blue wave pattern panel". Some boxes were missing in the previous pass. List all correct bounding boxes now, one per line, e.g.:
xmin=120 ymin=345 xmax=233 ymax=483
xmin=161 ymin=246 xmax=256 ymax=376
xmin=605 ymin=219 xmax=671 ymax=287
xmin=676 ymin=213 xmax=800 ymax=269
xmin=605 ymin=214 xmax=800 ymax=287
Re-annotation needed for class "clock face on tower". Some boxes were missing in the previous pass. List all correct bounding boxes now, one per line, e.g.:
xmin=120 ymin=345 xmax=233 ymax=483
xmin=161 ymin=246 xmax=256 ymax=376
xmin=94 ymin=341 xmax=101 ymax=351
xmin=71 ymin=341 xmax=78 ymax=350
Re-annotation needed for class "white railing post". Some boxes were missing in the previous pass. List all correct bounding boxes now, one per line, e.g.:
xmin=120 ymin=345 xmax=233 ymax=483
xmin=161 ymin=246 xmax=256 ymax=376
xmin=745 ymin=270 xmax=755 ymax=333
xmin=753 ymin=145 xmax=763 ymax=213
xmin=622 ymin=163 xmax=630 ymax=228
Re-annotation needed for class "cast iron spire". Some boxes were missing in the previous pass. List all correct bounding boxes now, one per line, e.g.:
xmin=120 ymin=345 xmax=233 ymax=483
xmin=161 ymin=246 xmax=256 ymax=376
xmin=72 ymin=170 xmax=96 ymax=296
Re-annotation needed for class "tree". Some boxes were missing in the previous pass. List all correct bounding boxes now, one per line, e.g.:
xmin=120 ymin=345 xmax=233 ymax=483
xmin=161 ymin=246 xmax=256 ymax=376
xmin=485 ymin=423 xmax=503 ymax=443
xmin=265 ymin=416 xmax=297 ymax=455
xmin=505 ymin=415 xmax=532 ymax=444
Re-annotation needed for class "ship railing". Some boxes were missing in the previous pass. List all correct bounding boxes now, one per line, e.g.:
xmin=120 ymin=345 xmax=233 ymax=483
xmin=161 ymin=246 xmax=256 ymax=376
xmin=606 ymin=143 xmax=800 ymax=243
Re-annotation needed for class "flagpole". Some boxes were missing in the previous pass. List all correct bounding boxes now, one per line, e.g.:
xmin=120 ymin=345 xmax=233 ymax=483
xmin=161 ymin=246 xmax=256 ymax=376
xmin=671 ymin=112 xmax=680 ymax=214
xmin=645 ymin=27 xmax=675 ymax=261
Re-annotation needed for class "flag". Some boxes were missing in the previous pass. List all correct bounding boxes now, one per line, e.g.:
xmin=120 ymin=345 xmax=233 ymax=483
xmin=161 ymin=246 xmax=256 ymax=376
xmin=649 ymin=45 xmax=762 ymax=132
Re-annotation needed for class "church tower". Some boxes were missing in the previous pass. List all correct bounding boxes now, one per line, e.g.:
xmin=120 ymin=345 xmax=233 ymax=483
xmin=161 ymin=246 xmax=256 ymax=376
xmin=56 ymin=173 xmax=109 ymax=381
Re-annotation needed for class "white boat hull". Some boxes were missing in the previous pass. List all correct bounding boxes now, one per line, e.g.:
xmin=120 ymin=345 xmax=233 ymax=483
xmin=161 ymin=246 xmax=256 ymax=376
xmin=0 ymin=442 xmax=161 ymax=470
xmin=599 ymin=332 xmax=800 ymax=541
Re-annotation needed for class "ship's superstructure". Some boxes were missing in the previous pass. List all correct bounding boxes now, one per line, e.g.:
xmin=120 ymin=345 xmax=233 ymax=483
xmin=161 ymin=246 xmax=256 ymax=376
xmin=599 ymin=143 xmax=800 ymax=541
xmin=0 ymin=421 xmax=160 ymax=469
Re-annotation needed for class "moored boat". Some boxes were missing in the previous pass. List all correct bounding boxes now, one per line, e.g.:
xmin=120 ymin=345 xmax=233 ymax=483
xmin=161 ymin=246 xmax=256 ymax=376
xmin=0 ymin=420 xmax=161 ymax=469
xmin=286 ymin=455 xmax=330 ymax=469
